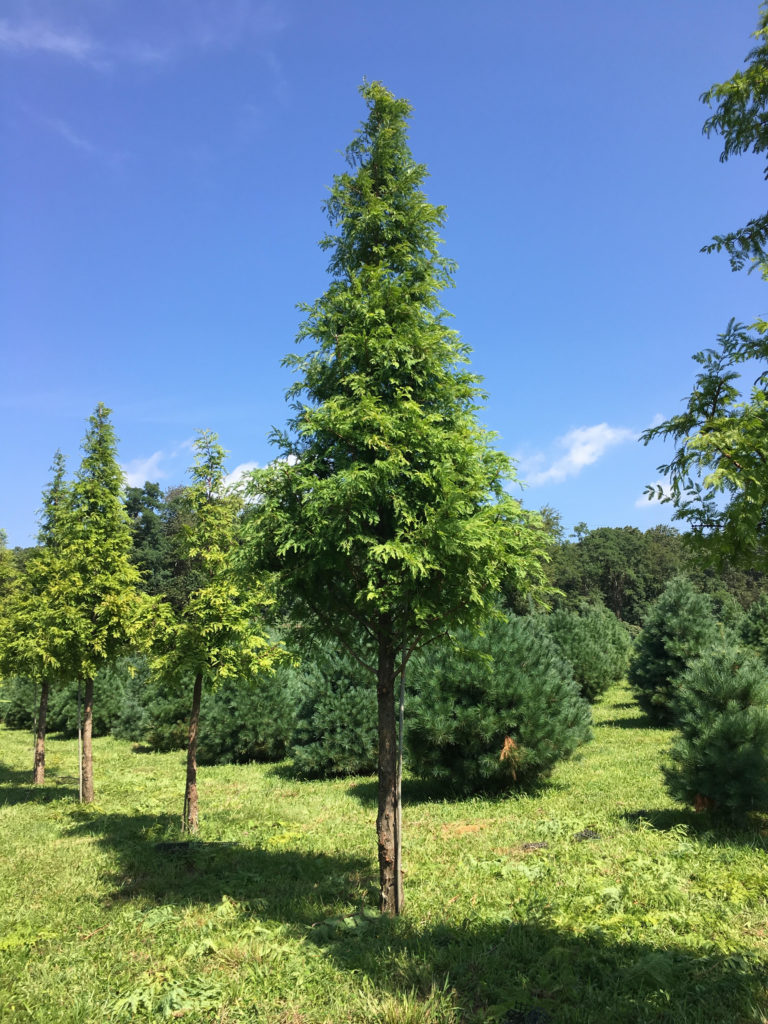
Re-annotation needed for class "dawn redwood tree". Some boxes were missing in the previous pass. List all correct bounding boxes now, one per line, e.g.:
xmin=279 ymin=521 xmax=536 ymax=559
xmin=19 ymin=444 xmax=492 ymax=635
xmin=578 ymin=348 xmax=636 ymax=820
xmin=67 ymin=404 xmax=148 ymax=802
xmin=155 ymin=431 xmax=281 ymax=832
xmin=241 ymin=82 xmax=550 ymax=914
xmin=0 ymin=452 xmax=80 ymax=784
xmin=0 ymin=529 xmax=15 ymax=603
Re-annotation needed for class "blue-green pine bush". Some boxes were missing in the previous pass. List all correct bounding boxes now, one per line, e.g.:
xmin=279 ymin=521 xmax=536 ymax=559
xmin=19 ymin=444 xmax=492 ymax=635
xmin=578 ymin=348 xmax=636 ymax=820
xmin=406 ymin=614 xmax=592 ymax=794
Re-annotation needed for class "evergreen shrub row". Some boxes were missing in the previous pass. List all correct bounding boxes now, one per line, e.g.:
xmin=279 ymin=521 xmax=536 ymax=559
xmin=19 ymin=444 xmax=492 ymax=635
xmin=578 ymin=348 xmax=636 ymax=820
xmin=0 ymin=608 xmax=607 ymax=793
xmin=628 ymin=574 xmax=768 ymax=819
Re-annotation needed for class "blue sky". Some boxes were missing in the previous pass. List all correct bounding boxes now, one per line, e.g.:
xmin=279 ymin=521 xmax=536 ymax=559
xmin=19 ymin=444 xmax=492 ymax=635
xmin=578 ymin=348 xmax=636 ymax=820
xmin=1 ymin=0 xmax=765 ymax=547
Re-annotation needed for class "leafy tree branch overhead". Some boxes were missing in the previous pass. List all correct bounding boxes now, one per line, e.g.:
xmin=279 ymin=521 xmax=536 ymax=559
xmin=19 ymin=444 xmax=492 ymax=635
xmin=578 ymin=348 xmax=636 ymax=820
xmin=645 ymin=4 xmax=768 ymax=571
xmin=700 ymin=2 xmax=768 ymax=274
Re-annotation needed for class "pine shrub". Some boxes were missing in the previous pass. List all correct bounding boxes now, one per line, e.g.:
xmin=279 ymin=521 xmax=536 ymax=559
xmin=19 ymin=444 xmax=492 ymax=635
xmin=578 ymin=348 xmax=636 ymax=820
xmin=629 ymin=576 xmax=719 ymax=726
xmin=0 ymin=658 xmax=148 ymax=737
xmin=543 ymin=603 xmax=632 ymax=702
xmin=664 ymin=645 xmax=768 ymax=819
xmin=134 ymin=680 xmax=193 ymax=751
xmin=197 ymin=668 xmax=300 ymax=765
xmin=291 ymin=641 xmax=378 ymax=778
xmin=406 ymin=614 xmax=592 ymax=794
xmin=0 ymin=676 xmax=36 ymax=730
xmin=740 ymin=594 xmax=768 ymax=659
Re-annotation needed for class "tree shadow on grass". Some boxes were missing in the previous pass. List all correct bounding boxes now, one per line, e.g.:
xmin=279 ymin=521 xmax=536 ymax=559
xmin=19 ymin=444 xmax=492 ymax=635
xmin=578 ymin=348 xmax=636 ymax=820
xmin=622 ymin=807 xmax=768 ymax=849
xmin=595 ymin=708 xmax=661 ymax=730
xmin=347 ymin=774 xmax=557 ymax=810
xmin=320 ymin=913 xmax=767 ymax=1024
xmin=65 ymin=809 xmax=373 ymax=922
xmin=0 ymin=761 xmax=79 ymax=804
xmin=263 ymin=761 xmax=366 ymax=784
xmin=61 ymin=810 xmax=766 ymax=1023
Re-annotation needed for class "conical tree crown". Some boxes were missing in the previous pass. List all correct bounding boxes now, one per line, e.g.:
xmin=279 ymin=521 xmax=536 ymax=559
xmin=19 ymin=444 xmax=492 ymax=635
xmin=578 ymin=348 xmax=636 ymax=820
xmin=73 ymin=403 xmax=132 ymax=549
xmin=286 ymin=81 xmax=476 ymax=430
xmin=38 ymin=449 xmax=69 ymax=549
xmin=248 ymin=82 xmax=549 ymax=653
xmin=67 ymin=403 xmax=145 ymax=675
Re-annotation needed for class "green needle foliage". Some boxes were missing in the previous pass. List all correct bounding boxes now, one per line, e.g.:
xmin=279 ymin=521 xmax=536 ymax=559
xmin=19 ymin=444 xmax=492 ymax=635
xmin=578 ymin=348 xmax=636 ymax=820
xmin=241 ymin=82 xmax=550 ymax=913
xmin=407 ymin=613 xmax=592 ymax=794
xmin=0 ymin=529 xmax=15 ymax=604
xmin=739 ymin=592 xmax=768 ymax=657
xmin=154 ymin=431 xmax=283 ymax=831
xmin=0 ymin=451 xmax=78 ymax=783
xmin=290 ymin=639 xmax=378 ymax=778
xmin=543 ymin=603 xmax=632 ymax=702
xmin=629 ymin=576 xmax=719 ymax=727
xmin=65 ymin=404 xmax=150 ymax=802
xmin=664 ymin=645 xmax=768 ymax=819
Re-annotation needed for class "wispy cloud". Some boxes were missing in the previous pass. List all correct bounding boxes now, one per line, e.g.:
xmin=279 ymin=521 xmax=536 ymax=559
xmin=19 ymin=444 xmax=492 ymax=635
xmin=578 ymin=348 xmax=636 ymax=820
xmin=521 ymin=423 xmax=636 ymax=486
xmin=122 ymin=451 xmax=167 ymax=488
xmin=0 ymin=2 xmax=288 ymax=70
xmin=0 ymin=18 xmax=101 ymax=64
xmin=43 ymin=116 xmax=98 ymax=155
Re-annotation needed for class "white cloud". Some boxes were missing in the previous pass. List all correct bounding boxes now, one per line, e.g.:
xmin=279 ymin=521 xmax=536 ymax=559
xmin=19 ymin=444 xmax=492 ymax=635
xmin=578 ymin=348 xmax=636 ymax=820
xmin=122 ymin=451 xmax=167 ymax=488
xmin=523 ymin=423 xmax=636 ymax=486
xmin=0 ymin=19 xmax=100 ymax=63
xmin=0 ymin=3 xmax=287 ymax=70
xmin=648 ymin=412 xmax=666 ymax=429
xmin=635 ymin=478 xmax=670 ymax=509
xmin=224 ymin=461 xmax=260 ymax=489
xmin=43 ymin=116 xmax=99 ymax=155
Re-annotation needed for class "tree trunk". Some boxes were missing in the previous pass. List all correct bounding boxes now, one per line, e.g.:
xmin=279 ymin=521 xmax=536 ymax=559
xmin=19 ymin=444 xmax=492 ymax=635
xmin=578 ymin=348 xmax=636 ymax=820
xmin=32 ymin=679 xmax=50 ymax=785
xmin=81 ymin=677 xmax=95 ymax=803
xmin=183 ymin=672 xmax=203 ymax=833
xmin=377 ymin=635 xmax=403 ymax=914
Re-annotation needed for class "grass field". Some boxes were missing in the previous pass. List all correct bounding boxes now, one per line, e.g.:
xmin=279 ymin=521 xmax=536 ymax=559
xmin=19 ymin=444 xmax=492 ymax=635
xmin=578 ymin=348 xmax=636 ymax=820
xmin=0 ymin=682 xmax=766 ymax=1023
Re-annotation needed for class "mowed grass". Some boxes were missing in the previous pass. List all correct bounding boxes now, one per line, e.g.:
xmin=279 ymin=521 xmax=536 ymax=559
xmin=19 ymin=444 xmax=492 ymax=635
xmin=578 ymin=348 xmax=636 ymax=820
xmin=0 ymin=683 xmax=766 ymax=1024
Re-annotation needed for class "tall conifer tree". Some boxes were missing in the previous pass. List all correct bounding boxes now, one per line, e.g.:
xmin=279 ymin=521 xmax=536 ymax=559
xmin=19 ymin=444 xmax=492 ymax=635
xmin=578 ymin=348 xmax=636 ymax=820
xmin=154 ymin=431 xmax=282 ymax=832
xmin=242 ymin=82 xmax=549 ymax=914
xmin=0 ymin=451 xmax=80 ymax=784
xmin=67 ymin=404 xmax=146 ymax=802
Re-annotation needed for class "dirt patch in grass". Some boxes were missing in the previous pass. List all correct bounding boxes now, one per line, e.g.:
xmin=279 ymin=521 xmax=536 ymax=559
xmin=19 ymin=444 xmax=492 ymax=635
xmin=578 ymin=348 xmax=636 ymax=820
xmin=440 ymin=821 xmax=489 ymax=839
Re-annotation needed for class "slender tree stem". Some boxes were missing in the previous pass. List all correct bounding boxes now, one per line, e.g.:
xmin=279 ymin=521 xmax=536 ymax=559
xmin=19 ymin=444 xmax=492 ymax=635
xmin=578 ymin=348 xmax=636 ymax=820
xmin=77 ymin=680 xmax=82 ymax=803
xmin=32 ymin=679 xmax=49 ymax=785
xmin=377 ymin=632 xmax=402 ymax=914
xmin=81 ymin=677 xmax=94 ymax=803
xmin=183 ymin=672 xmax=203 ymax=833
xmin=394 ymin=639 xmax=406 ymax=915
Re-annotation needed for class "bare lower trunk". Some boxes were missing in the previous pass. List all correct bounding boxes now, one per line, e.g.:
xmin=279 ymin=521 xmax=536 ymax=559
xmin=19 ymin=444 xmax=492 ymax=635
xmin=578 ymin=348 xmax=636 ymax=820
xmin=32 ymin=679 xmax=50 ymax=785
xmin=377 ymin=635 xmax=403 ymax=915
xmin=183 ymin=672 xmax=203 ymax=833
xmin=81 ymin=677 xmax=95 ymax=803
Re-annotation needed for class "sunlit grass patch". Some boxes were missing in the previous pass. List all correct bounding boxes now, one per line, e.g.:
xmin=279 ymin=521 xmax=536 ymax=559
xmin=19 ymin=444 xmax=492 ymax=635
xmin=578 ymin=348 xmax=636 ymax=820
xmin=0 ymin=682 xmax=766 ymax=1023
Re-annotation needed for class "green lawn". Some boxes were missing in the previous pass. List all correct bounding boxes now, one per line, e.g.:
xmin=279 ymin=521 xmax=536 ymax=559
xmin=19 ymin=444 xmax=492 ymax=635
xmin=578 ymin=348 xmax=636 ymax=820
xmin=0 ymin=682 xmax=766 ymax=1023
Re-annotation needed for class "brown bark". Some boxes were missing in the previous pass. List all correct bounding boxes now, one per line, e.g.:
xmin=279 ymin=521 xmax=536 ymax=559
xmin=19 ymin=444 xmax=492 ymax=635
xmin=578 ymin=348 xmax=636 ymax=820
xmin=32 ymin=679 xmax=50 ymax=785
xmin=183 ymin=672 xmax=203 ymax=833
xmin=377 ymin=634 xmax=403 ymax=914
xmin=81 ymin=677 xmax=95 ymax=803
